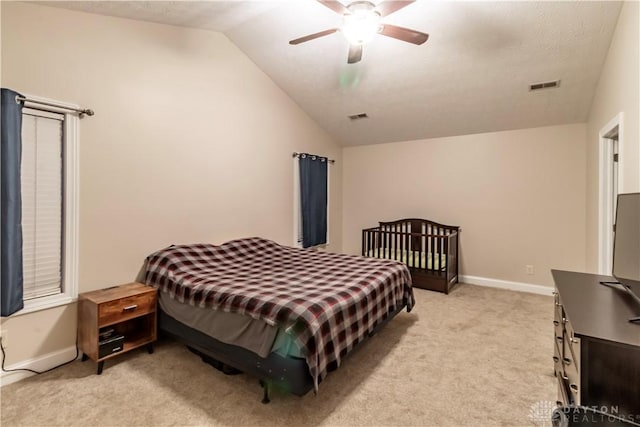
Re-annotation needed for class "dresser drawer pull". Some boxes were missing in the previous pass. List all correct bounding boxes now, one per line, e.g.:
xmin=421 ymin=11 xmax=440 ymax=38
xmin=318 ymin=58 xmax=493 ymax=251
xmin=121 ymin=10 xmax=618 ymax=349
xmin=122 ymin=304 xmax=138 ymax=312
xmin=570 ymin=383 xmax=578 ymax=392
xmin=553 ymin=356 xmax=559 ymax=363
xmin=553 ymin=320 xmax=560 ymax=326
xmin=562 ymin=358 xmax=572 ymax=366
xmin=570 ymin=338 xmax=579 ymax=344
xmin=562 ymin=374 xmax=569 ymax=381
xmin=556 ymin=336 xmax=563 ymax=342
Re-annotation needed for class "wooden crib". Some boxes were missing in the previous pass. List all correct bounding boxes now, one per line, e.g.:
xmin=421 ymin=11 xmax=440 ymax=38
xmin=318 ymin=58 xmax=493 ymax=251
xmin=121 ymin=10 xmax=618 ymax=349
xmin=362 ymin=218 xmax=460 ymax=294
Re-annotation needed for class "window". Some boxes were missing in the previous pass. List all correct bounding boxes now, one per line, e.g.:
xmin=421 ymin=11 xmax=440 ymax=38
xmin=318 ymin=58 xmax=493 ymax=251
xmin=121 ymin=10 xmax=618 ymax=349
xmin=18 ymin=102 xmax=78 ymax=314
xmin=293 ymin=155 xmax=330 ymax=248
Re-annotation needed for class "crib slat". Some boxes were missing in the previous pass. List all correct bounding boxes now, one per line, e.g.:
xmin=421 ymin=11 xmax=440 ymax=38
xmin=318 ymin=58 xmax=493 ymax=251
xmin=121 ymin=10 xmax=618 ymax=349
xmin=392 ymin=224 xmax=398 ymax=261
xmin=440 ymin=227 xmax=444 ymax=263
xmin=403 ymin=223 xmax=407 ymax=265
xmin=366 ymin=230 xmax=370 ymax=257
xmin=436 ymin=227 xmax=440 ymax=263
xmin=425 ymin=223 xmax=429 ymax=270
xmin=437 ymin=227 xmax=446 ymax=262
xmin=386 ymin=228 xmax=390 ymax=260
xmin=430 ymin=224 xmax=435 ymax=272
xmin=400 ymin=224 xmax=405 ymax=264
xmin=408 ymin=223 xmax=412 ymax=266
xmin=382 ymin=228 xmax=386 ymax=260
xmin=417 ymin=223 xmax=422 ymax=270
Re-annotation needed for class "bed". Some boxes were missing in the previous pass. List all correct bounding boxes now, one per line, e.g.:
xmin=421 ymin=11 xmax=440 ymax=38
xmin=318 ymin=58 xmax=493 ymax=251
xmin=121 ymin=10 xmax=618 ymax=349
xmin=362 ymin=218 xmax=460 ymax=294
xmin=144 ymin=237 xmax=414 ymax=402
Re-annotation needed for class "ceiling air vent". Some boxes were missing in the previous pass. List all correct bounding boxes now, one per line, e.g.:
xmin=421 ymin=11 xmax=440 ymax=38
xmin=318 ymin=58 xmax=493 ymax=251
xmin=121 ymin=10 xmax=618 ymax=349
xmin=348 ymin=113 xmax=369 ymax=120
xmin=529 ymin=80 xmax=561 ymax=91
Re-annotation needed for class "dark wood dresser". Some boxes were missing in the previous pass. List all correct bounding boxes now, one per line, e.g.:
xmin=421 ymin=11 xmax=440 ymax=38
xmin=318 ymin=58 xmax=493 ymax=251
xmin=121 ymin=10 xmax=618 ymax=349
xmin=552 ymin=270 xmax=640 ymax=423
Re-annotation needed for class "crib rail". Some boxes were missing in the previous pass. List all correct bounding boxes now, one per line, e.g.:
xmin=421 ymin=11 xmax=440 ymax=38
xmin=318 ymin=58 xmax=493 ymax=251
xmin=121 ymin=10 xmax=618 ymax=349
xmin=362 ymin=219 xmax=459 ymax=273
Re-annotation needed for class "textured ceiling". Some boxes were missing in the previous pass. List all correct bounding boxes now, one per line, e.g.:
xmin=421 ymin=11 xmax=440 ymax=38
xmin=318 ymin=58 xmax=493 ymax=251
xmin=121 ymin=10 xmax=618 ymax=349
xmin=38 ymin=1 xmax=623 ymax=146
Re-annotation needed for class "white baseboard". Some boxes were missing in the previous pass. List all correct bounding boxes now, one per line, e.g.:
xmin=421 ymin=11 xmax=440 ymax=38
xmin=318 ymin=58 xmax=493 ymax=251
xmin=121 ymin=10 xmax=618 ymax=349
xmin=460 ymin=275 xmax=554 ymax=296
xmin=0 ymin=345 xmax=78 ymax=387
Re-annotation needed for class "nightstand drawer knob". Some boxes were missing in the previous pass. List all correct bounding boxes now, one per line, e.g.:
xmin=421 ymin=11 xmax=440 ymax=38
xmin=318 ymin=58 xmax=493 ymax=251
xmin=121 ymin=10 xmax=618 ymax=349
xmin=123 ymin=304 xmax=138 ymax=312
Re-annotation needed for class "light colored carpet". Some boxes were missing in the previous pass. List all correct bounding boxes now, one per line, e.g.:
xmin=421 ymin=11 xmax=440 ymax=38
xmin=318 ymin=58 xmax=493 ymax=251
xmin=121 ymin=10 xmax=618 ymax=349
xmin=1 ymin=284 xmax=555 ymax=426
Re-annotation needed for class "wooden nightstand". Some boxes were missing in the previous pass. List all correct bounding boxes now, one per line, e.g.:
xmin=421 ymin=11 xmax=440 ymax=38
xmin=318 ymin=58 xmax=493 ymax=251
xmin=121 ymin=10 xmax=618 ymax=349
xmin=78 ymin=282 xmax=157 ymax=374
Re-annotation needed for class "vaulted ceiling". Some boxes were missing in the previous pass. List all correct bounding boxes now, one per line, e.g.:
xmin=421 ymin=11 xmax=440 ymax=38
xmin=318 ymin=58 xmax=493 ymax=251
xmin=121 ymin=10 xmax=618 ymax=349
xmin=40 ymin=1 xmax=623 ymax=146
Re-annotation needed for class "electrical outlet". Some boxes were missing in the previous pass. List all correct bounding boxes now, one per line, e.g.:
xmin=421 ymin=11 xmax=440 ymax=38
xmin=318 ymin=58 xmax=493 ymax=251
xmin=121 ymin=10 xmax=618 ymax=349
xmin=525 ymin=265 xmax=534 ymax=275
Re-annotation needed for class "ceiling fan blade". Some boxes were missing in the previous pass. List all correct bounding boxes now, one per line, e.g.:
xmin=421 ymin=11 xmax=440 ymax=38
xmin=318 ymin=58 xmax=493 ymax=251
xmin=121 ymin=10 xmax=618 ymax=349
xmin=289 ymin=28 xmax=339 ymax=45
xmin=376 ymin=1 xmax=416 ymax=17
xmin=347 ymin=44 xmax=363 ymax=64
xmin=317 ymin=0 xmax=350 ymax=15
xmin=379 ymin=24 xmax=429 ymax=45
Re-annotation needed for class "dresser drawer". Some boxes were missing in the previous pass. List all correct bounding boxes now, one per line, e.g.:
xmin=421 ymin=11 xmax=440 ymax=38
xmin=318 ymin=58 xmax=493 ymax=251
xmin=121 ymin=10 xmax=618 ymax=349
xmin=553 ymin=291 xmax=564 ymax=340
xmin=98 ymin=292 xmax=156 ymax=325
xmin=565 ymin=372 xmax=580 ymax=405
xmin=563 ymin=318 xmax=581 ymax=372
xmin=553 ymin=339 xmax=562 ymax=371
xmin=553 ymin=291 xmax=562 ymax=320
xmin=556 ymin=375 xmax=570 ymax=407
xmin=562 ymin=345 xmax=581 ymax=405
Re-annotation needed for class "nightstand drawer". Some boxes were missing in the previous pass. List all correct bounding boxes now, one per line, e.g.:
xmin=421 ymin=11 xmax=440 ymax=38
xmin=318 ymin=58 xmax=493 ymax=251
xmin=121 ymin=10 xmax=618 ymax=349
xmin=99 ymin=292 xmax=155 ymax=325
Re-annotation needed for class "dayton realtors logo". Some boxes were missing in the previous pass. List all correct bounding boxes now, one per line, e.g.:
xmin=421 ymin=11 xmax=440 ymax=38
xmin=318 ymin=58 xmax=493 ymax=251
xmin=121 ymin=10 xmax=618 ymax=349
xmin=529 ymin=400 xmax=557 ymax=426
xmin=531 ymin=402 xmax=640 ymax=427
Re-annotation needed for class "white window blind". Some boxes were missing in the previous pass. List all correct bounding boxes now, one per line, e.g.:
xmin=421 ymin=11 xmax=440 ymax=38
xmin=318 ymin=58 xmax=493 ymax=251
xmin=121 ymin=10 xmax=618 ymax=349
xmin=21 ymin=109 xmax=64 ymax=300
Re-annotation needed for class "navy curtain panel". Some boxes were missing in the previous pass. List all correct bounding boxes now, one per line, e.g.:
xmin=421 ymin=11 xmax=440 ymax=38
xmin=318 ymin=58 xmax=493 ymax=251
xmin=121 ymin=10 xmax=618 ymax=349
xmin=299 ymin=155 xmax=328 ymax=248
xmin=1 ymin=88 xmax=24 ymax=316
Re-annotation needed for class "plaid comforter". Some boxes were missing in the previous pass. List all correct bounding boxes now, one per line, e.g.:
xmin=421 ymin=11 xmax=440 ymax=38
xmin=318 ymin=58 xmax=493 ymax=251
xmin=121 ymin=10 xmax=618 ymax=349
xmin=144 ymin=237 xmax=414 ymax=390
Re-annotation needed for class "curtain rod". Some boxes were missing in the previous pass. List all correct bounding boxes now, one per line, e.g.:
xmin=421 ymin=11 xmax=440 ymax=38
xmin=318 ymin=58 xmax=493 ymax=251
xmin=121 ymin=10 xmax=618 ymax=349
xmin=16 ymin=95 xmax=94 ymax=118
xmin=292 ymin=152 xmax=335 ymax=164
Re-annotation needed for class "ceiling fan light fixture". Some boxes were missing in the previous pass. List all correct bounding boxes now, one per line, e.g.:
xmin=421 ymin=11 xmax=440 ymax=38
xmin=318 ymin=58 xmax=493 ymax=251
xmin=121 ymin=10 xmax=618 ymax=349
xmin=342 ymin=8 xmax=381 ymax=45
xmin=290 ymin=0 xmax=428 ymax=64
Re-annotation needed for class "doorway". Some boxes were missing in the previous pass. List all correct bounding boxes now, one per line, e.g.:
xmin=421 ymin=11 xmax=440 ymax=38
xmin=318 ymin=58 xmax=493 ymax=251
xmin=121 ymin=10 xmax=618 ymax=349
xmin=598 ymin=113 xmax=623 ymax=275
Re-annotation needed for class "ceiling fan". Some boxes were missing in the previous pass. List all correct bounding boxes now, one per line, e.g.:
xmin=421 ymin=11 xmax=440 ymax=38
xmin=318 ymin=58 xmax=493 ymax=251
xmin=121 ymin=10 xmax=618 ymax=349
xmin=289 ymin=0 xmax=429 ymax=64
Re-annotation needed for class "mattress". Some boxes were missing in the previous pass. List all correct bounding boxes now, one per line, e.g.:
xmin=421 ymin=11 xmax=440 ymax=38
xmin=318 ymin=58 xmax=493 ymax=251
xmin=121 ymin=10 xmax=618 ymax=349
xmin=159 ymin=291 xmax=302 ymax=358
xmin=145 ymin=237 xmax=413 ymax=390
xmin=367 ymin=248 xmax=447 ymax=270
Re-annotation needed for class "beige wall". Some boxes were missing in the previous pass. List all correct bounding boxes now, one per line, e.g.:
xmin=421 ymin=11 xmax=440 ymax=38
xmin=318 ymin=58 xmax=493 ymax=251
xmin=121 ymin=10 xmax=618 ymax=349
xmin=0 ymin=2 xmax=342 ymax=365
xmin=585 ymin=1 xmax=640 ymax=272
xmin=342 ymin=124 xmax=587 ymax=288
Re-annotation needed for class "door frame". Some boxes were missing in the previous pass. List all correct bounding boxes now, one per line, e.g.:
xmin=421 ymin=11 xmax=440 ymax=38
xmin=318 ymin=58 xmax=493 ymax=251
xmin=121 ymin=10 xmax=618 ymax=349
xmin=598 ymin=112 xmax=624 ymax=275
